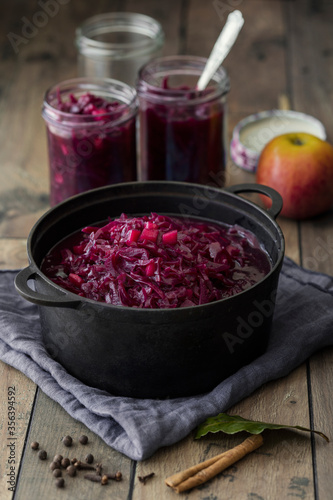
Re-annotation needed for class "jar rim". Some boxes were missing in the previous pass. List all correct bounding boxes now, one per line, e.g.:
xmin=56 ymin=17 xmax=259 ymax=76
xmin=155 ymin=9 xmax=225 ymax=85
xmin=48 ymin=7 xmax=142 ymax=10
xmin=76 ymin=12 xmax=165 ymax=59
xmin=136 ymin=55 xmax=230 ymax=105
xmin=42 ymin=77 xmax=138 ymax=129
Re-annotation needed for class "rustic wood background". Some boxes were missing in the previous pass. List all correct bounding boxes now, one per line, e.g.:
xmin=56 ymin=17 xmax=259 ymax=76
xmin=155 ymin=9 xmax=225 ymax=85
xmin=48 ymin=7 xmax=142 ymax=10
xmin=1 ymin=1 xmax=333 ymax=499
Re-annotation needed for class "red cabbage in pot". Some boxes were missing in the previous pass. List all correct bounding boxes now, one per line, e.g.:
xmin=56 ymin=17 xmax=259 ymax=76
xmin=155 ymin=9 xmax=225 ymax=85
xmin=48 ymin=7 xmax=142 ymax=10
xmin=41 ymin=213 xmax=271 ymax=309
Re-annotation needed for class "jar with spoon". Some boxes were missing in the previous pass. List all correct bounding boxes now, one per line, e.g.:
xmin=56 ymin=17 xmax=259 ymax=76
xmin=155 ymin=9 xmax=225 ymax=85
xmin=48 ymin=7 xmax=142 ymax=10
xmin=136 ymin=10 xmax=244 ymax=185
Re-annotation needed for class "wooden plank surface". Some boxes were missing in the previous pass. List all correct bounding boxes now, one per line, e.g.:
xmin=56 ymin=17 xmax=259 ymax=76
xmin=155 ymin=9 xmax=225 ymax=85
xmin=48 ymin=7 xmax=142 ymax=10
xmin=0 ymin=365 xmax=36 ymax=500
xmin=287 ymin=0 xmax=333 ymax=140
xmin=14 ymin=390 xmax=132 ymax=500
xmin=0 ymin=240 xmax=28 ymax=270
xmin=309 ymin=348 xmax=333 ymax=500
xmin=1 ymin=0 xmax=333 ymax=499
xmin=134 ymin=364 xmax=314 ymax=500
xmin=287 ymin=3 xmax=333 ymax=498
xmin=0 ymin=240 xmax=36 ymax=499
xmin=299 ymin=215 xmax=333 ymax=500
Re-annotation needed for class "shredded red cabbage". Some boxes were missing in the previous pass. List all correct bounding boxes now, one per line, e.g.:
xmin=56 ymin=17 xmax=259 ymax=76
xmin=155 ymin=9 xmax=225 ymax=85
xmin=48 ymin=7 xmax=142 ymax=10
xmin=41 ymin=213 xmax=271 ymax=309
xmin=56 ymin=91 xmax=124 ymax=116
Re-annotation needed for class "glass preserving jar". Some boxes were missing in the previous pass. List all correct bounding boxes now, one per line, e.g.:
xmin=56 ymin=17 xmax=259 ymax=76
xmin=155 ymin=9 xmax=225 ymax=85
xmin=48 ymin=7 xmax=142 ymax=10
xmin=42 ymin=77 xmax=138 ymax=206
xmin=136 ymin=56 xmax=230 ymax=185
xmin=76 ymin=12 xmax=165 ymax=86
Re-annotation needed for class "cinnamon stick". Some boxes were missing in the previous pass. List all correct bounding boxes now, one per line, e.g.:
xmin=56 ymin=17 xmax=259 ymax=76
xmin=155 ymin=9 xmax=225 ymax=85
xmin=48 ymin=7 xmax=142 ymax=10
xmin=165 ymin=434 xmax=263 ymax=493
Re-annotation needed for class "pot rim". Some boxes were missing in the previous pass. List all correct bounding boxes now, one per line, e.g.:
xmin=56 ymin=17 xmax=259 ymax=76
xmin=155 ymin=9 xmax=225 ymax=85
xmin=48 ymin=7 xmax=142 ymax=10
xmin=20 ymin=181 xmax=285 ymax=315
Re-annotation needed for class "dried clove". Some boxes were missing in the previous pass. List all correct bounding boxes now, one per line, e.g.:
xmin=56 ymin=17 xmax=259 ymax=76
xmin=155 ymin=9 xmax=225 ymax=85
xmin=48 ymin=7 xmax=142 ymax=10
xmin=95 ymin=463 xmax=103 ymax=476
xmin=31 ymin=441 xmax=39 ymax=450
xmin=38 ymin=450 xmax=47 ymax=461
xmin=139 ymin=472 xmax=155 ymax=485
xmin=74 ymin=460 xmax=95 ymax=471
xmin=84 ymin=473 xmax=104 ymax=484
xmin=101 ymin=475 xmax=108 ymax=485
xmin=105 ymin=471 xmax=122 ymax=482
xmin=62 ymin=435 xmax=73 ymax=447
xmin=79 ymin=435 xmax=88 ymax=445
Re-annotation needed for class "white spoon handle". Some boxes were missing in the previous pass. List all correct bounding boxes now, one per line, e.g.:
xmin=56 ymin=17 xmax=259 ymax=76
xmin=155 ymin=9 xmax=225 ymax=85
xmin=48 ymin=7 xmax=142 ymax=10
xmin=197 ymin=10 xmax=244 ymax=90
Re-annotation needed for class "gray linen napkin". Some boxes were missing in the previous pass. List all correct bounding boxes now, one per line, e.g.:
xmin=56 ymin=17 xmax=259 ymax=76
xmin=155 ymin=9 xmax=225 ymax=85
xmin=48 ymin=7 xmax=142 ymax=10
xmin=1 ymin=257 xmax=333 ymax=461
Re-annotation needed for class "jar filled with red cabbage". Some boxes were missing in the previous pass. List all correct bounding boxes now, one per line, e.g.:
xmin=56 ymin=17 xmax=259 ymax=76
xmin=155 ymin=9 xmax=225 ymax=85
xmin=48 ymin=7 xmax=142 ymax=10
xmin=42 ymin=77 xmax=137 ymax=206
xmin=136 ymin=56 xmax=230 ymax=185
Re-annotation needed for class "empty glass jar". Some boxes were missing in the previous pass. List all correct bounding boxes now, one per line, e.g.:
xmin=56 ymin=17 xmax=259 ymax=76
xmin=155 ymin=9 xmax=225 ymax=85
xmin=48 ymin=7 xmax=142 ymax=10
xmin=76 ymin=12 xmax=165 ymax=86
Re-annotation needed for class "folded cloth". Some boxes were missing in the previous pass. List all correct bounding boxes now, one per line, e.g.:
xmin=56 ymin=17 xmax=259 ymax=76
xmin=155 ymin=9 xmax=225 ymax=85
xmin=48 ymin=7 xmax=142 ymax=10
xmin=1 ymin=257 xmax=333 ymax=461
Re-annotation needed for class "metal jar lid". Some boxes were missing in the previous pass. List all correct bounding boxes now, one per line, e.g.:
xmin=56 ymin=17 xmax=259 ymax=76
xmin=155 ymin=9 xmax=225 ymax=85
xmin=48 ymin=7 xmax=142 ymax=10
xmin=230 ymin=109 xmax=327 ymax=172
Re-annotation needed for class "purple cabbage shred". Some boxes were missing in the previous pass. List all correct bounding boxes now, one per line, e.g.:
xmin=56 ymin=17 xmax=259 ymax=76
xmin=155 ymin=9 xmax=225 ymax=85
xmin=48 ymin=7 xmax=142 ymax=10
xmin=41 ymin=213 xmax=271 ymax=309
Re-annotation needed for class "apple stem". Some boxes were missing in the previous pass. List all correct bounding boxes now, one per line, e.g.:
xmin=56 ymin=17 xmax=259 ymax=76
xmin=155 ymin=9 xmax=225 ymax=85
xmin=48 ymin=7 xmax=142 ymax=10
xmin=291 ymin=137 xmax=304 ymax=146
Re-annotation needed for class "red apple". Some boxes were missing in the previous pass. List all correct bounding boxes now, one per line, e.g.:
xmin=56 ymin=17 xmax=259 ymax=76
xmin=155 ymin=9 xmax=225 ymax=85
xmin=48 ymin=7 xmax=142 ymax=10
xmin=256 ymin=132 xmax=333 ymax=219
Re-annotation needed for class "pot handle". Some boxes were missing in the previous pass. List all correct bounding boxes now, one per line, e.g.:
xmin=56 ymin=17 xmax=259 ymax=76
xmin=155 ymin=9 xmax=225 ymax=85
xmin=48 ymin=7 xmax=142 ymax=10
xmin=15 ymin=266 xmax=81 ymax=308
xmin=225 ymin=183 xmax=283 ymax=219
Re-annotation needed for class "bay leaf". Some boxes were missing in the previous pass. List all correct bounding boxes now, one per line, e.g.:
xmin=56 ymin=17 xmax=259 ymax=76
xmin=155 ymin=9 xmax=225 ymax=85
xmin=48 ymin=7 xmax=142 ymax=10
xmin=195 ymin=413 xmax=329 ymax=442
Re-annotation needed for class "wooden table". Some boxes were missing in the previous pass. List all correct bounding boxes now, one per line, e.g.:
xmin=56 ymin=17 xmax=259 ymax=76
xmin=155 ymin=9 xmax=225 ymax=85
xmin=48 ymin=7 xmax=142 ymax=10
xmin=1 ymin=1 xmax=333 ymax=498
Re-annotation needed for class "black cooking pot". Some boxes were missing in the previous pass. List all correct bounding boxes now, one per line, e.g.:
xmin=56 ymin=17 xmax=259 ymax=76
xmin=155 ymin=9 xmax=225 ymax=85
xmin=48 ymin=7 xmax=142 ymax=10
xmin=15 ymin=182 xmax=284 ymax=399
